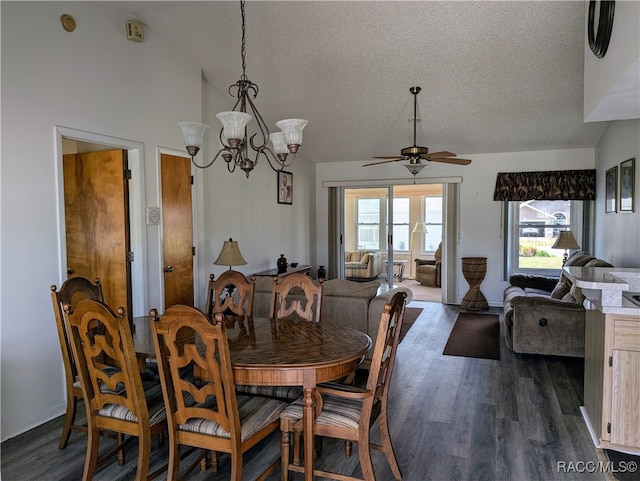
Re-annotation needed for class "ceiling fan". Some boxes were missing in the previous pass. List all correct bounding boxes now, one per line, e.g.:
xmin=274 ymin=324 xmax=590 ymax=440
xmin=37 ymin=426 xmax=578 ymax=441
xmin=363 ymin=86 xmax=471 ymax=178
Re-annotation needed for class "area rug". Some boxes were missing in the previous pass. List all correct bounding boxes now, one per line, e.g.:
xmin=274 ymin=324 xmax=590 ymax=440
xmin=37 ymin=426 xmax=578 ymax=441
xmin=604 ymin=449 xmax=640 ymax=481
xmin=443 ymin=313 xmax=500 ymax=360
xmin=399 ymin=307 xmax=423 ymax=343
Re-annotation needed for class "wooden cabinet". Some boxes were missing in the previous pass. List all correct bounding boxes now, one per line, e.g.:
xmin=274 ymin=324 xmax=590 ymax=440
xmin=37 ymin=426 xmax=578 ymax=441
xmin=583 ymin=309 xmax=640 ymax=453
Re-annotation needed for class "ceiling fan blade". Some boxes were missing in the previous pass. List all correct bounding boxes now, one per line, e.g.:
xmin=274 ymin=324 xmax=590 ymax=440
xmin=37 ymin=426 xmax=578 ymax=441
xmin=426 ymin=151 xmax=456 ymax=158
xmin=362 ymin=158 xmax=405 ymax=167
xmin=373 ymin=156 xmax=405 ymax=160
xmin=429 ymin=157 xmax=472 ymax=165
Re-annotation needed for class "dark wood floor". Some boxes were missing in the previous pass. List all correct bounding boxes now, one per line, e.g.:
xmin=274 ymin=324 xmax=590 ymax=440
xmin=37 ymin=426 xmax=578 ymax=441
xmin=1 ymin=302 xmax=607 ymax=481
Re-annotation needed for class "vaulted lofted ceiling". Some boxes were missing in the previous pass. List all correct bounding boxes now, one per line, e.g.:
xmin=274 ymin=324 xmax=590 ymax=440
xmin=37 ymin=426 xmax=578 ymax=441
xmin=98 ymin=1 xmax=613 ymax=166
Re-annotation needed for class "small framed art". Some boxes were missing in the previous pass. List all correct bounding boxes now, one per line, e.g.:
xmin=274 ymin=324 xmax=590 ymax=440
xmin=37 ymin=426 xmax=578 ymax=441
xmin=277 ymin=171 xmax=293 ymax=205
xmin=619 ymin=158 xmax=635 ymax=212
xmin=605 ymin=166 xmax=617 ymax=213
xmin=605 ymin=166 xmax=617 ymax=214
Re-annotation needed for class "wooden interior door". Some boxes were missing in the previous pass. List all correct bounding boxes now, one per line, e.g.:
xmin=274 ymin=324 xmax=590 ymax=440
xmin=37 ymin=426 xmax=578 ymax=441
xmin=63 ymin=150 xmax=132 ymax=316
xmin=161 ymin=153 xmax=194 ymax=308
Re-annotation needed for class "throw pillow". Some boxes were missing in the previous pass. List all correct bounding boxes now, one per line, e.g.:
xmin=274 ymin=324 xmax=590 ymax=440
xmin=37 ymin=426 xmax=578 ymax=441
xmin=360 ymin=253 xmax=371 ymax=264
xmin=569 ymin=283 xmax=586 ymax=305
xmin=550 ymin=281 xmax=571 ymax=300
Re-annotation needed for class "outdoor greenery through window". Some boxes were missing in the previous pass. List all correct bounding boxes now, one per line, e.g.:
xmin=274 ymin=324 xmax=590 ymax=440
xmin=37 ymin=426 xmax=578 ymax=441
xmin=507 ymin=200 xmax=584 ymax=275
xmin=423 ymin=196 xmax=443 ymax=252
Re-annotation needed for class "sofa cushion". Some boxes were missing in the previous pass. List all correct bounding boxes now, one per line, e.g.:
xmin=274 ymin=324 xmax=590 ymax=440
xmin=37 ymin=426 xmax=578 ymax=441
xmin=584 ymin=258 xmax=614 ymax=268
xmin=564 ymin=251 xmax=595 ymax=267
xmin=360 ymin=253 xmax=371 ymax=264
xmin=323 ymin=279 xmax=380 ymax=299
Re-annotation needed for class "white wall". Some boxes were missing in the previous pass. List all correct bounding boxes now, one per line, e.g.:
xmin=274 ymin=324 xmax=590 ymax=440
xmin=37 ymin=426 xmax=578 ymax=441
xmin=0 ymin=1 xmax=317 ymax=441
xmin=0 ymin=1 xmax=202 ymax=440
xmin=584 ymin=1 xmax=640 ymax=121
xmin=593 ymin=119 xmax=640 ymax=267
xmin=315 ymin=148 xmax=595 ymax=307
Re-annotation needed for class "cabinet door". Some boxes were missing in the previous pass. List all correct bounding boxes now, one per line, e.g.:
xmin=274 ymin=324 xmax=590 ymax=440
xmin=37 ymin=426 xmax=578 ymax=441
xmin=611 ymin=349 xmax=640 ymax=447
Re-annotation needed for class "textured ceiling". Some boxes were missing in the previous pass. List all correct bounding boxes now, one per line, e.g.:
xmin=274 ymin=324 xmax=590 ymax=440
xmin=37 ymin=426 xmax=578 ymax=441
xmin=99 ymin=1 xmax=611 ymax=165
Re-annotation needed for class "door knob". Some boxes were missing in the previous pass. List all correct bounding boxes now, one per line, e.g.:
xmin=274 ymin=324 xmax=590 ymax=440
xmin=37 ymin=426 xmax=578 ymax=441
xmin=164 ymin=266 xmax=175 ymax=273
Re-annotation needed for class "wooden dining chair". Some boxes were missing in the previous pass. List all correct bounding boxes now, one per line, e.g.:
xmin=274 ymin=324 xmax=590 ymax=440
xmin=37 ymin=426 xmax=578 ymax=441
xmin=234 ymin=273 xmax=325 ymax=403
xmin=269 ymin=273 xmax=324 ymax=322
xmin=280 ymin=291 xmax=407 ymax=481
xmin=150 ymin=306 xmax=288 ymax=481
xmin=64 ymin=299 xmax=167 ymax=481
xmin=205 ymin=270 xmax=255 ymax=319
xmin=50 ymin=277 xmax=105 ymax=449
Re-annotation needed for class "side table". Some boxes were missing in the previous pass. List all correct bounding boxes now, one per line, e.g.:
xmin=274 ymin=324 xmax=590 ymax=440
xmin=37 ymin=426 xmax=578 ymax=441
xmin=461 ymin=257 xmax=489 ymax=310
xmin=384 ymin=260 xmax=408 ymax=282
xmin=253 ymin=264 xmax=312 ymax=278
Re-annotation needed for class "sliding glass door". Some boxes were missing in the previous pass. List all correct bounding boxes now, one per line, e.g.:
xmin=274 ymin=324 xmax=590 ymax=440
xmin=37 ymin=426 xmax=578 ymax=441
xmin=342 ymin=187 xmax=393 ymax=286
xmin=339 ymin=184 xmax=445 ymax=290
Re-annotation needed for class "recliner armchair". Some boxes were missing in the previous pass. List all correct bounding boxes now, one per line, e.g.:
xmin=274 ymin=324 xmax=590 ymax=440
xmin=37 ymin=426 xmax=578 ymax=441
xmin=415 ymin=242 xmax=442 ymax=287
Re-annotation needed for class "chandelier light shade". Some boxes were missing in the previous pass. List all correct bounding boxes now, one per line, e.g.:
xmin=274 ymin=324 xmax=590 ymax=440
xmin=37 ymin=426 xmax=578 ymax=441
xmin=551 ymin=230 xmax=580 ymax=265
xmin=213 ymin=238 xmax=247 ymax=269
xmin=178 ymin=122 xmax=210 ymax=157
xmin=178 ymin=0 xmax=307 ymax=177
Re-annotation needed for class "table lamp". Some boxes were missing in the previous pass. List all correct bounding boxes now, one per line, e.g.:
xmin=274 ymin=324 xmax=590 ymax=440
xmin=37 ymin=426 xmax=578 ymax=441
xmin=213 ymin=238 xmax=247 ymax=270
xmin=552 ymin=230 xmax=580 ymax=266
xmin=409 ymin=222 xmax=428 ymax=278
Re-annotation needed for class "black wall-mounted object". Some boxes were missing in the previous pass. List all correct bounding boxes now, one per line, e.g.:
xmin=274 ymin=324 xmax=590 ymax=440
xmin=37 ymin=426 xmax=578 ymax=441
xmin=588 ymin=0 xmax=615 ymax=58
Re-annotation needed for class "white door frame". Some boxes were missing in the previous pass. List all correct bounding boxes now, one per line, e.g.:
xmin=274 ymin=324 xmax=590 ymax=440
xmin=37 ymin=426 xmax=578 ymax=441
xmin=54 ymin=125 xmax=147 ymax=316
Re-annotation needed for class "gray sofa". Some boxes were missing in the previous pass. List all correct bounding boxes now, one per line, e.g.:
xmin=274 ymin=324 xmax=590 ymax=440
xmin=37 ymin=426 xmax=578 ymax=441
xmin=503 ymin=251 xmax=613 ymax=357
xmin=253 ymin=277 xmax=412 ymax=357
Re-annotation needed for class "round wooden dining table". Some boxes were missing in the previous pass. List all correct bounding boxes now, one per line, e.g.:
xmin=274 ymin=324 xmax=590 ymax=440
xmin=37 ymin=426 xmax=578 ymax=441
xmin=133 ymin=314 xmax=372 ymax=481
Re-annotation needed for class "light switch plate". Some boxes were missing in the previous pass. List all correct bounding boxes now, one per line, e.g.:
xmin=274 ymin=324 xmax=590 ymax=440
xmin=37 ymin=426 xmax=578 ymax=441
xmin=146 ymin=207 xmax=160 ymax=225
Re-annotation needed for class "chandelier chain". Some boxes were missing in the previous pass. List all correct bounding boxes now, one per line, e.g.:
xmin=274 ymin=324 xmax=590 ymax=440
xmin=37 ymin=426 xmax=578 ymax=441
xmin=240 ymin=0 xmax=247 ymax=81
xmin=178 ymin=0 xmax=306 ymax=177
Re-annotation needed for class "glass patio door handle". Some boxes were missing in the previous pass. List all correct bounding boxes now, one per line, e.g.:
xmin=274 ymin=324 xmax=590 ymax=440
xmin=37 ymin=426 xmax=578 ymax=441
xmin=164 ymin=266 xmax=175 ymax=273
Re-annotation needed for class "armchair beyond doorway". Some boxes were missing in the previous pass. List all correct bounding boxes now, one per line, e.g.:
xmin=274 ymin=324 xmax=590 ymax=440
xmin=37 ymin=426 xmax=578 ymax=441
xmin=415 ymin=242 xmax=442 ymax=287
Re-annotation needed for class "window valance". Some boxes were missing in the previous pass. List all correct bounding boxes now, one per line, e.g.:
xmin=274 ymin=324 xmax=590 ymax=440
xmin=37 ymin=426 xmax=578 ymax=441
xmin=493 ymin=169 xmax=596 ymax=201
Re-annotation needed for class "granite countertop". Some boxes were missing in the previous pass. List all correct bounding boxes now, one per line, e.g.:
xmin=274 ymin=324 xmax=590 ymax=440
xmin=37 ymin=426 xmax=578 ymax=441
xmin=563 ymin=266 xmax=640 ymax=315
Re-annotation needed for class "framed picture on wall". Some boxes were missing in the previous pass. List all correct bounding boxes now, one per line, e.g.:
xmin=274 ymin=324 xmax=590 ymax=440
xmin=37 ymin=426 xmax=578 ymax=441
xmin=277 ymin=171 xmax=293 ymax=205
xmin=605 ymin=166 xmax=617 ymax=214
xmin=619 ymin=158 xmax=635 ymax=212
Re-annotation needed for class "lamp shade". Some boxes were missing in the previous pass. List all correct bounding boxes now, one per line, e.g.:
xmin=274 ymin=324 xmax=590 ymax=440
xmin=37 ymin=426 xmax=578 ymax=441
xmin=552 ymin=230 xmax=580 ymax=250
xmin=269 ymin=132 xmax=289 ymax=155
xmin=213 ymin=238 xmax=247 ymax=267
xmin=404 ymin=163 xmax=426 ymax=176
xmin=412 ymin=221 xmax=428 ymax=234
xmin=179 ymin=121 xmax=210 ymax=150
xmin=216 ymin=111 xmax=252 ymax=141
xmin=275 ymin=119 xmax=308 ymax=146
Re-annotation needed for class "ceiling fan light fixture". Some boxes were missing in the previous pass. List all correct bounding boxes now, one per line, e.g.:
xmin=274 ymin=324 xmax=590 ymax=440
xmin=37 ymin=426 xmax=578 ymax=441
xmin=403 ymin=163 xmax=426 ymax=175
xmin=363 ymin=85 xmax=472 ymax=171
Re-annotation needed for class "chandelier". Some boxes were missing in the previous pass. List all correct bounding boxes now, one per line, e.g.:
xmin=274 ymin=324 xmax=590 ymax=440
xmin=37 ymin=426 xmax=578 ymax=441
xmin=178 ymin=0 xmax=307 ymax=178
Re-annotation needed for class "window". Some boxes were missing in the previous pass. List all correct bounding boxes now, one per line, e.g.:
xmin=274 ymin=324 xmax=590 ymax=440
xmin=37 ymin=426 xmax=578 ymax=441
xmin=506 ymin=200 xmax=584 ymax=276
xmin=357 ymin=198 xmax=380 ymax=250
xmin=392 ymin=197 xmax=410 ymax=251
xmin=422 ymin=196 xmax=443 ymax=252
